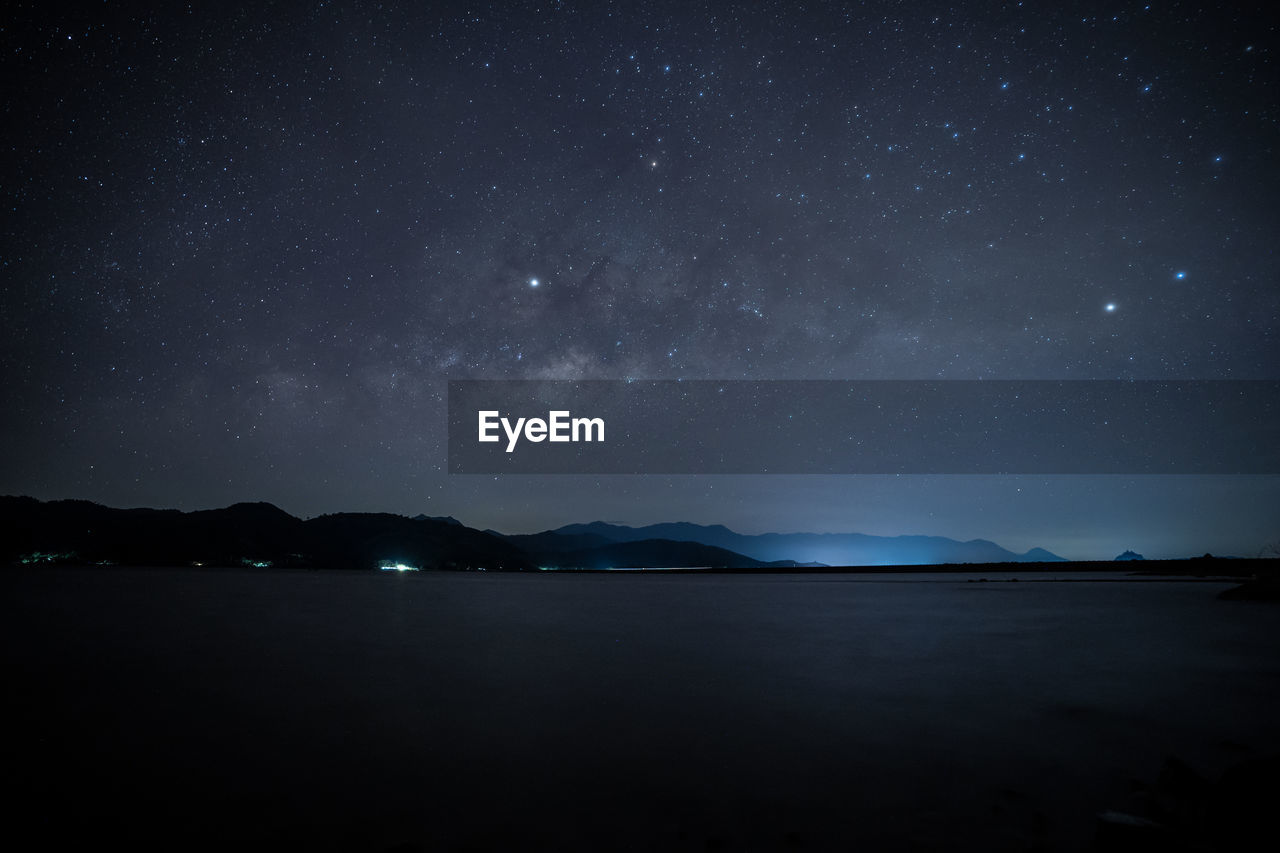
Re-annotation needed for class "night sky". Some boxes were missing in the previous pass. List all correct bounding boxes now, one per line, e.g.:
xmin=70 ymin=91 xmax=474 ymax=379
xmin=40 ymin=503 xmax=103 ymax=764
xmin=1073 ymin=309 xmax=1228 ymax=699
xmin=3 ymin=1 xmax=1277 ymax=559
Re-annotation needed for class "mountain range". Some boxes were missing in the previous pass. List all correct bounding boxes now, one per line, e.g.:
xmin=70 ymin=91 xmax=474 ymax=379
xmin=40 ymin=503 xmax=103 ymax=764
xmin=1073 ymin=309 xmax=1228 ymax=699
xmin=2 ymin=496 xmax=1064 ymax=570
xmin=509 ymin=521 xmax=1064 ymax=566
xmin=0 ymin=497 xmax=531 ymax=571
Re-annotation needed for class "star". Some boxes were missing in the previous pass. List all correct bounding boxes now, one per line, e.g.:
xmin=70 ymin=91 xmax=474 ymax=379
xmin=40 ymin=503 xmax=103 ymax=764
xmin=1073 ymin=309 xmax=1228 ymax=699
xmin=2 ymin=0 xmax=1271 ymax=561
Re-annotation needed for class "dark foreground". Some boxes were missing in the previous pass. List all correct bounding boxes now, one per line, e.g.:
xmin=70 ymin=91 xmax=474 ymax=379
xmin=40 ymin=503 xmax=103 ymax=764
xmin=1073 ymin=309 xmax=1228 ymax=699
xmin=5 ymin=568 xmax=1279 ymax=852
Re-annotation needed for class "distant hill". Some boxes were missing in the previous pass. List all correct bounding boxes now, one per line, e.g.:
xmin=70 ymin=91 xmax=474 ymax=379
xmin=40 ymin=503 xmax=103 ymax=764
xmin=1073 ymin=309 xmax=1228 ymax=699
xmin=0 ymin=497 xmax=532 ymax=570
xmin=302 ymin=512 xmax=532 ymax=570
xmin=548 ymin=521 xmax=1065 ymax=566
xmin=499 ymin=530 xmax=616 ymax=553
xmin=535 ymin=539 xmax=774 ymax=570
xmin=2 ymin=496 xmax=1068 ymax=571
xmin=412 ymin=514 xmax=464 ymax=526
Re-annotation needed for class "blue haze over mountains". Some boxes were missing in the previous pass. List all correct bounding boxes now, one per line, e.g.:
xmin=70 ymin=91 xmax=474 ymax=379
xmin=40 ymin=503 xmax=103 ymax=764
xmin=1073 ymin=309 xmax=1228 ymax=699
xmin=5 ymin=496 xmax=1064 ymax=569
xmin=506 ymin=521 xmax=1064 ymax=566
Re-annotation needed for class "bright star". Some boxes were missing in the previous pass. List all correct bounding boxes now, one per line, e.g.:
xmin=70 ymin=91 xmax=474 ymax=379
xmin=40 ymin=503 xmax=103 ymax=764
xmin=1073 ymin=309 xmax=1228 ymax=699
xmin=1175 ymin=271 xmax=1186 ymax=280
xmin=528 ymin=277 xmax=539 ymax=288
xmin=1105 ymin=303 xmax=1117 ymax=312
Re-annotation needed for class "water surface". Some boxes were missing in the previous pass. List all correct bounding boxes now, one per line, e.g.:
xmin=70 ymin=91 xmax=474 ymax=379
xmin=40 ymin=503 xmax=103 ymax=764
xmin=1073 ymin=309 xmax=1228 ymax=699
xmin=5 ymin=569 xmax=1277 ymax=851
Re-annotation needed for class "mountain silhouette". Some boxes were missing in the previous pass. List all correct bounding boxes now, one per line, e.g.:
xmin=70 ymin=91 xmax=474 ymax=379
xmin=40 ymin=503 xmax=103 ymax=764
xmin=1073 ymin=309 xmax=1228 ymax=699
xmin=0 ymin=497 xmax=532 ymax=570
xmin=548 ymin=521 xmax=1065 ymax=566
xmin=412 ymin=513 xmax=464 ymax=526
xmin=3 ymin=496 xmax=1066 ymax=571
xmin=535 ymin=539 xmax=777 ymax=569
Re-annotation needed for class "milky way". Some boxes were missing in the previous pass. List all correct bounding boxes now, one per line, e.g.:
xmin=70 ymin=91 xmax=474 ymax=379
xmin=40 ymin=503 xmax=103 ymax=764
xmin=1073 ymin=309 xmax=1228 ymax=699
xmin=3 ymin=1 xmax=1277 ymax=558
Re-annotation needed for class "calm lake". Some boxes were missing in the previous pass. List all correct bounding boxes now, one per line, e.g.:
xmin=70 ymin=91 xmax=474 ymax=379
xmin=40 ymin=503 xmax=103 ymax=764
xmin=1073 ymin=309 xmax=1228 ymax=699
xmin=5 ymin=568 xmax=1278 ymax=851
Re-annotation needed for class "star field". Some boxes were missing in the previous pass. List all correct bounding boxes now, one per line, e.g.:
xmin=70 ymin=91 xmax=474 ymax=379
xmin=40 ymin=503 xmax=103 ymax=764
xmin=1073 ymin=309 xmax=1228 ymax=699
xmin=2 ymin=1 xmax=1277 ymax=558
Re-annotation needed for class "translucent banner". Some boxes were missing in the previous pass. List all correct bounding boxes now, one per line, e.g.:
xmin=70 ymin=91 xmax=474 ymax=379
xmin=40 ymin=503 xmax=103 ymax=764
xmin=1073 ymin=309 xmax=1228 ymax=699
xmin=447 ymin=380 xmax=1280 ymax=474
